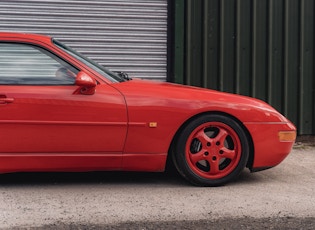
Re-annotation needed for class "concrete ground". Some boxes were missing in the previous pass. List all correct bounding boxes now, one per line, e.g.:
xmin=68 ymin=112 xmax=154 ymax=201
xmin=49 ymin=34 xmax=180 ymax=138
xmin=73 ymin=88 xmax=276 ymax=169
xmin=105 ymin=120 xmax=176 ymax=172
xmin=0 ymin=145 xmax=314 ymax=229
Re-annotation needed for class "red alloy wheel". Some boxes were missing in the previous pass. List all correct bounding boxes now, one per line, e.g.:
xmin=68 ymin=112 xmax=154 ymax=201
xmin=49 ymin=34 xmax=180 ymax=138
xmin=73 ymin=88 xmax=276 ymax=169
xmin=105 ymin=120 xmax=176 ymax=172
xmin=185 ymin=122 xmax=242 ymax=180
xmin=174 ymin=114 xmax=249 ymax=186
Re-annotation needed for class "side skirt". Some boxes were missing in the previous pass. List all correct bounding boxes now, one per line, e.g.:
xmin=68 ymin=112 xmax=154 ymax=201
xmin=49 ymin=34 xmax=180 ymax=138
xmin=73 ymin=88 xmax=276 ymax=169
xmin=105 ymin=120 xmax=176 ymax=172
xmin=122 ymin=153 xmax=167 ymax=172
xmin=0 ymin=153 xmax=168 ymax=173
xmin=0 ymin=153 xmax=122 ymax=173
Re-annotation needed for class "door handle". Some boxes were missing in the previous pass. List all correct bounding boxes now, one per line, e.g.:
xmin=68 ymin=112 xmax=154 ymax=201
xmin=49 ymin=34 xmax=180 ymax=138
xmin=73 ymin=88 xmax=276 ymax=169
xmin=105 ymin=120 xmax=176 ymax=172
xmin=0 ymin=97 xmax=14 ymax=104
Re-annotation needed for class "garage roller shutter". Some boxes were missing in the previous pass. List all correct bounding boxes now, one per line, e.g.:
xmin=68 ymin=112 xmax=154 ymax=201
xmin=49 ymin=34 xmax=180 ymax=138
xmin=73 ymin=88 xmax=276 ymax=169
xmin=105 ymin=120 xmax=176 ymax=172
xmin=0 ymin=0 xmax=168 ymax=80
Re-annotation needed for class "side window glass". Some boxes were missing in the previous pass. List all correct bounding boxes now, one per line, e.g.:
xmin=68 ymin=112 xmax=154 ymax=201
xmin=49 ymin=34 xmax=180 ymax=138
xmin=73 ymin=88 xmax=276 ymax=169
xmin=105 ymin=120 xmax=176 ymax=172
xmin=0 ymin=43 xmax=79 ymax=85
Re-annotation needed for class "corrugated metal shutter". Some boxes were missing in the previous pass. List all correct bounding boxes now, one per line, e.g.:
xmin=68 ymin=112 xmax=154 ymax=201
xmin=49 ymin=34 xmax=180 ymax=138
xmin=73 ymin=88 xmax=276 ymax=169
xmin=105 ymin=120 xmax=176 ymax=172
xmin=0 ymin=0 xmax=168 ymax=80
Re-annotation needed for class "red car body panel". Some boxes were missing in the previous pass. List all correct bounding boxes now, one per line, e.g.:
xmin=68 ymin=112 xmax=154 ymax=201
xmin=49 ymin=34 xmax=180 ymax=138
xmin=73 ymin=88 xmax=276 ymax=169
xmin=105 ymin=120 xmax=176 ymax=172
xmin=0 ymin=32 xmax=296 ymax=174
xmin=114 ymin=80 xmax=296 ymax=170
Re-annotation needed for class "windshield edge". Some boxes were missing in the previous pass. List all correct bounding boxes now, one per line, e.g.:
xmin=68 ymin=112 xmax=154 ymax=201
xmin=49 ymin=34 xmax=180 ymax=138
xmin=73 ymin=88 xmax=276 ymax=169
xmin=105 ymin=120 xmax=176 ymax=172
xmin=52 ymin=38 xmax=125 ymax=83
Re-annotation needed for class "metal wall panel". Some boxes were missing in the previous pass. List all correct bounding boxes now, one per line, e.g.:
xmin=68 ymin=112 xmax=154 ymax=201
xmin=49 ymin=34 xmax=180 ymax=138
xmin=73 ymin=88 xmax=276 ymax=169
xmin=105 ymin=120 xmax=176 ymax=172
xmin=0 ymin=0 xmax=168 ymax=80
xmin=174 ymin=0 xmax=315 ymax=135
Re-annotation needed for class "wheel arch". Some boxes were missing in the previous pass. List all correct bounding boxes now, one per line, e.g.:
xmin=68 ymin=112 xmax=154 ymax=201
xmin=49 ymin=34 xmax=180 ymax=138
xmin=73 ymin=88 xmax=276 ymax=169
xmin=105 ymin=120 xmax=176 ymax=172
xmin=167 ymin=111 xmax=255 ymax=170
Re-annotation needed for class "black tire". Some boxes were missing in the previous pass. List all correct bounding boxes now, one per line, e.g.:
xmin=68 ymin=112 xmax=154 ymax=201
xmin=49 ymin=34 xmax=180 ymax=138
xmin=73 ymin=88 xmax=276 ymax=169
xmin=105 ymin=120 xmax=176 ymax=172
xmin=173 ymin=114 xmax=249 ymax=186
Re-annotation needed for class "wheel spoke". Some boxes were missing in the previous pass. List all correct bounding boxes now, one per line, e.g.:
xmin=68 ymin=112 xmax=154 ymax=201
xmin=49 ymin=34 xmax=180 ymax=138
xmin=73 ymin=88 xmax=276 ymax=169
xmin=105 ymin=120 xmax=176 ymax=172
xmin=213 ymin=128 xmax=228 ymax=147
xmin=209 ymin=159 xmax=220 ymax=175
xmin=190 ymin=151 xmax=205 ymax=165
xmin=195 ymin=129 xmax=212 ymax=146
xmin=220 ymin=147 xmax=236 ymax=160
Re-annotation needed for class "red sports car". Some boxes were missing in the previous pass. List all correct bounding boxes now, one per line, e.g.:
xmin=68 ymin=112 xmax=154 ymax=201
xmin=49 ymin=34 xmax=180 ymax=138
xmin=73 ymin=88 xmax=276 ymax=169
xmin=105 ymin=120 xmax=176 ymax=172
xmin=0 ymin=32 xmax=296 ymax=186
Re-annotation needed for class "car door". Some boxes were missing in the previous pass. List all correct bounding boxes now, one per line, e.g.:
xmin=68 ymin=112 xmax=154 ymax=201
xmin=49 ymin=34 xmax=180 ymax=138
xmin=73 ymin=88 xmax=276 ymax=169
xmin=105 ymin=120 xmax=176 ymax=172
xmin=0 ymin=42 xmax=127 ymax=162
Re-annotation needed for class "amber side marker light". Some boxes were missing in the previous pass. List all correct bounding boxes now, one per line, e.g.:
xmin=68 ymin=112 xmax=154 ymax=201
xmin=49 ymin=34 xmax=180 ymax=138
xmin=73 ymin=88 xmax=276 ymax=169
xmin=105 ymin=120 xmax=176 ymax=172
xmin=278 ymin=131 xmax=297 ymax=142
xmin=149 ymin=122 xmax=158 ymax=128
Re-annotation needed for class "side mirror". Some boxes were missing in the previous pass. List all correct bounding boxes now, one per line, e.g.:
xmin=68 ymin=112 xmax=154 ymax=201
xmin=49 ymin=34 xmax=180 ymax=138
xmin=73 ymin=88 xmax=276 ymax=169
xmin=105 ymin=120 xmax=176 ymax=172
xmin=74 ymin=71 xmax=97 ymax=95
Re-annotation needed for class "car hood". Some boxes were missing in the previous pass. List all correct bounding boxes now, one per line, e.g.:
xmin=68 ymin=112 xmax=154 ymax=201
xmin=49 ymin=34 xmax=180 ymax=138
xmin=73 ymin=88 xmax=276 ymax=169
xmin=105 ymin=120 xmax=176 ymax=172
xmin=112 ymin=79 xmax=290 ymax=123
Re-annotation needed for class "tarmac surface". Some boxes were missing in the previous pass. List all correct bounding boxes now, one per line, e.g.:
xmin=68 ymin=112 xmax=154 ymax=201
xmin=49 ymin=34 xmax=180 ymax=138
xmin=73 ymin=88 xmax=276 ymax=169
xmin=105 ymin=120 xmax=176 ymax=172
xmin=0 ymin=145 xmax=314 ymax=229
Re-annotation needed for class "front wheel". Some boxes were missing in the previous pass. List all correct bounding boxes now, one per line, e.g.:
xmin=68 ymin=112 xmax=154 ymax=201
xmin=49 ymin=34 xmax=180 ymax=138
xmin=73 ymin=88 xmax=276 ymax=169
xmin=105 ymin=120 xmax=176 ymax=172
xmin=173 ymin=114 xmax=249 ymax=186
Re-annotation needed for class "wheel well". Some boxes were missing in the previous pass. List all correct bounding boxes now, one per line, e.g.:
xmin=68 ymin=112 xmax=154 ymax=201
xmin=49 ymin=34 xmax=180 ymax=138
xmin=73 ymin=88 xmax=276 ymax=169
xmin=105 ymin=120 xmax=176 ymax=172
xmin=167 ymin=111 xmax=255 ymax=170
